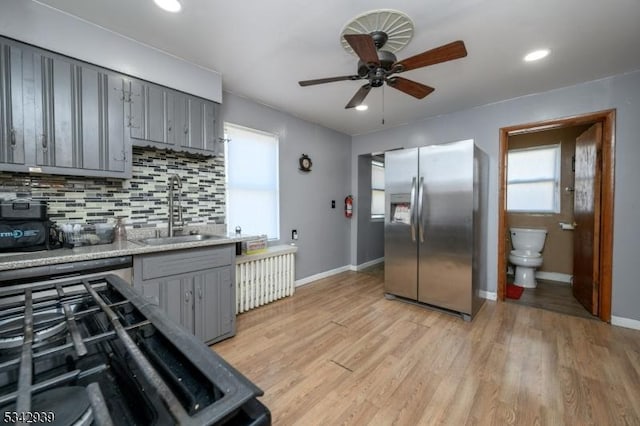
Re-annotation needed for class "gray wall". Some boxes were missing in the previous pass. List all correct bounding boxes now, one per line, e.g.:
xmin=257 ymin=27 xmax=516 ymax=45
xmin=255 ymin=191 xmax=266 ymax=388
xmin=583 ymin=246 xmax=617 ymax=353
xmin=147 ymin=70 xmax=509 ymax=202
xmin=222 ymin=92 xmax=352 ymax=280
xmin=356 ymin=154 xmax=384 ymax=266
xmin=351 ymin=70 xmax=640 ymax=321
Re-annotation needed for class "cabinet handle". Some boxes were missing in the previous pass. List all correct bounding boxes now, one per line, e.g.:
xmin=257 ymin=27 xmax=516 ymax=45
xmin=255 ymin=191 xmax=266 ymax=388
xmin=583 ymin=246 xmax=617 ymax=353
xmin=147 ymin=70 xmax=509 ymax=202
xmin=10 ymin=129 xmax=16 ymax=148
xmin=127 ymin=116 xmax=140 ymax=129
xmin=184 ymin=126 xmax=189 ymax=134
xmin=41 ymin=134 xmax=48 ymax=151
xmin=198 ymin=287 xmax=202 ymax=300
xmin=185 ymin=291 xmax=190 ymax=303
xmin=113 ymin=150 xmax=126 ymax=162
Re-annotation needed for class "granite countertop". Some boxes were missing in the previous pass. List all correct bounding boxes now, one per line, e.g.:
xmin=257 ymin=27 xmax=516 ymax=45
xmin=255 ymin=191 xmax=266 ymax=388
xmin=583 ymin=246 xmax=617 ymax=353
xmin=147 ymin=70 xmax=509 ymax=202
xmin=0 ymin=233 xmax=259 ymax=272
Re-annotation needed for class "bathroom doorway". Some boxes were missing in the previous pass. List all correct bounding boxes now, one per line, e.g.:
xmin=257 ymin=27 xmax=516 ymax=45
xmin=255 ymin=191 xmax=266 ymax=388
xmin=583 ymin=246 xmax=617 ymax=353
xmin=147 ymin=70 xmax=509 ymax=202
xmin=497 ymin=110 xmax=615 ymax=322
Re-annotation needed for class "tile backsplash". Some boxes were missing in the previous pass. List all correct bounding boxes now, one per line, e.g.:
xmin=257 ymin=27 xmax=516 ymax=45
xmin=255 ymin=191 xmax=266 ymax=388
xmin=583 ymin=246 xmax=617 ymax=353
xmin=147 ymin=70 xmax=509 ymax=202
xmin=0 ymin=148 xmax=226 ymax=229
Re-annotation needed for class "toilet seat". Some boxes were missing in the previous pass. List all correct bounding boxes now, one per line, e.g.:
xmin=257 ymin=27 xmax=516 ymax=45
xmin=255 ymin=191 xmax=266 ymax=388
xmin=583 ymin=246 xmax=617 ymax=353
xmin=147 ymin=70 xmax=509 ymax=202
xmin=509 ymin=249 xmax=541 ymax=260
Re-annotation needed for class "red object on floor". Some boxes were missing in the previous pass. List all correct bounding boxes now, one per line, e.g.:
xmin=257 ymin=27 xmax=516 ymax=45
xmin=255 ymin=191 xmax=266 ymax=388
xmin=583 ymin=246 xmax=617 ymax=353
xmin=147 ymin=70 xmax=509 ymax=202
xmin=506 ymin=283 xmax=524 ymax=300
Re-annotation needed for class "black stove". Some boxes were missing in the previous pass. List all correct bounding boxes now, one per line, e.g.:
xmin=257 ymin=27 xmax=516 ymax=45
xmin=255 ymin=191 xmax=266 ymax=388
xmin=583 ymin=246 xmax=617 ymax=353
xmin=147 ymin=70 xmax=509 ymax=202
xmin=0 ymin=274 xmax=270 ymax=425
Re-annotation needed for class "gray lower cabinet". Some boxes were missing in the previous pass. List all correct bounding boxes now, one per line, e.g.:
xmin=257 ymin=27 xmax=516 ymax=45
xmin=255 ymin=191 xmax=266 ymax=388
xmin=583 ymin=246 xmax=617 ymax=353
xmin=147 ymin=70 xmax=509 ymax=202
xmin=128 ymin=79 xmax=220 ymax=156
xmin=0 ymin=37 xmax=130 ymax=178
xmin=133 ymin=245 xmax=235 ymax=344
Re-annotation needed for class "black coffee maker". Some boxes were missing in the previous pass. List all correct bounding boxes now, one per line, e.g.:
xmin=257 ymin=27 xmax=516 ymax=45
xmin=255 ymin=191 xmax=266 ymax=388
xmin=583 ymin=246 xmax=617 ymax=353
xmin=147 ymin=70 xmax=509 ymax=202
xmin=0 ymin=199 xmax=59 ymax=252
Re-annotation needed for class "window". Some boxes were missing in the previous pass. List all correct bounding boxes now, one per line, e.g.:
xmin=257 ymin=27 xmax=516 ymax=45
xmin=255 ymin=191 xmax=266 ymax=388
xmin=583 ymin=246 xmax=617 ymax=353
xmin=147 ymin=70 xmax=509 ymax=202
xmin=507 ymin=144 xmax=561 ymax=213
xmin=224 ymin=123 xmax=279 ymax=239
xmin=371 ymin=159 xmax=385 ymax=220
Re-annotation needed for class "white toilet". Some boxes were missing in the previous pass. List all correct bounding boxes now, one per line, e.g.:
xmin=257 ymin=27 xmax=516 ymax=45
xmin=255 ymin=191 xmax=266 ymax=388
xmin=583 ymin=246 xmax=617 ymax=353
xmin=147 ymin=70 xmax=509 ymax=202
xmin=509 ymin=228 xmax=547 ymax=288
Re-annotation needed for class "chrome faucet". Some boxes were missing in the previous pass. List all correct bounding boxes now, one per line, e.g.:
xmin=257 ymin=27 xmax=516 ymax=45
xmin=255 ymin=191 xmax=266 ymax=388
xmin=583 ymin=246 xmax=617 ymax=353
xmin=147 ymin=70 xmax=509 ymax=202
xmin=168 ymin=174 xmax=184 ymax=237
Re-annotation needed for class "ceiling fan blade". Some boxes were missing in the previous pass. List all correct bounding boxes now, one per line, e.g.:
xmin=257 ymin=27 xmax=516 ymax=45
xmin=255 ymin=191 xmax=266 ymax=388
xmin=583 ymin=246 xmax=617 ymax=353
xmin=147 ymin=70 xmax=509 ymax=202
xmin=386 ymin=77 xmax=434 ymax=99
xmin=343 ymin=34 xmax=380 ymax=66
xmin=299 ymin=75 xmax=361 ymax=86
xmin=345 ymin=84 xmax=372 ymax=109
xmin=394 ymin=40 xmax=467 ymax=72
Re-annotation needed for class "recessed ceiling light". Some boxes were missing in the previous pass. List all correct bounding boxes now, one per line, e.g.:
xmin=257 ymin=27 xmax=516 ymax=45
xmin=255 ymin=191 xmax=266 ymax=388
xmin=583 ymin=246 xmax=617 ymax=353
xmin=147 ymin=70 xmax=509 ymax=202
xmin=355 ymin=105 xmax=368 ymax=111
xmin=154 ymin=0 xmax=182 ymax=13
xmin=524 ymin=49 xmax=550 ymax=62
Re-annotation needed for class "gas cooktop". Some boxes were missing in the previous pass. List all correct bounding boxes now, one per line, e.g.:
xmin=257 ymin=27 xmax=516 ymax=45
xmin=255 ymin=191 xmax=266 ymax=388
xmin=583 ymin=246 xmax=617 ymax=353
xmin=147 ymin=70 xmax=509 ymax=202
xmin=0 ymin=274 xmax=269 ymax=425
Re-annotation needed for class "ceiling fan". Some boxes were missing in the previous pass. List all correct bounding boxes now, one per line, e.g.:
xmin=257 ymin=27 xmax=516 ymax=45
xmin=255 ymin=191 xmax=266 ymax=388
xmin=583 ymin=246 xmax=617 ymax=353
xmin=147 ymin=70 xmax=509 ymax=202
xmin=298 ymin=31 xmax=467 ymax=109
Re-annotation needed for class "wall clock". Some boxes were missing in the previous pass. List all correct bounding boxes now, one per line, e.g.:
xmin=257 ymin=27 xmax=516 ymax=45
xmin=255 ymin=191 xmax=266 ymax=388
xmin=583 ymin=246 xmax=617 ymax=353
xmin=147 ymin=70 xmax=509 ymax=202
xmin=299 ymin=154 xmax=312 ymax=172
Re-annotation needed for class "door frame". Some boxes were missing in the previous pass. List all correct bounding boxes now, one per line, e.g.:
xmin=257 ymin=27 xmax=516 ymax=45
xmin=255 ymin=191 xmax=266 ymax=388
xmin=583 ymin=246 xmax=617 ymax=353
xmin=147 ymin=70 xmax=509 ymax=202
xmin=497 ymin=109 xmax=615 ymax=322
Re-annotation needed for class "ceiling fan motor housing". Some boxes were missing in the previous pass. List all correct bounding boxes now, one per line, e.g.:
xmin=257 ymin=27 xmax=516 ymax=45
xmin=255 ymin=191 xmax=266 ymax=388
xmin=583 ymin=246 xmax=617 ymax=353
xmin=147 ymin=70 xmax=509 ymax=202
xmin=357 ymin=50 xmax=398 ymax=79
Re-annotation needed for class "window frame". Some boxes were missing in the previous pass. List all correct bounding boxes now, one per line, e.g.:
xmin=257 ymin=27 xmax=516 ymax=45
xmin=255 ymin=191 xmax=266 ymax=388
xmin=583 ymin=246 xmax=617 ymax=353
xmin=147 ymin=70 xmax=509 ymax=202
xmin=506 ymin=143 xmax=561 ymax=214
xmin=371 ymin=159 xmax=385 ymax=221
xmin=224 ymin=122 xmax=280 ymax=240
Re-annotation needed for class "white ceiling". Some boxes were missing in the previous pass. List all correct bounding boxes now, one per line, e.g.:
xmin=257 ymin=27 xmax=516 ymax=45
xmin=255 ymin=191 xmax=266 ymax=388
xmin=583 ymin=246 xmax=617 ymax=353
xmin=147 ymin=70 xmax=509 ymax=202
xmin=36 ymin=0 xmax=640 ymax=136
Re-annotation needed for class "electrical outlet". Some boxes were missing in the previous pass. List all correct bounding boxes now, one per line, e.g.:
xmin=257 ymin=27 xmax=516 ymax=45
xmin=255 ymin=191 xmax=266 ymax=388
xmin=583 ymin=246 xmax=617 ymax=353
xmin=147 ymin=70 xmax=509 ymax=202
xmin=331 ymin=200 xmax=335 ymax=208
xmin=292 ymin=229 xmax=298 ymax=240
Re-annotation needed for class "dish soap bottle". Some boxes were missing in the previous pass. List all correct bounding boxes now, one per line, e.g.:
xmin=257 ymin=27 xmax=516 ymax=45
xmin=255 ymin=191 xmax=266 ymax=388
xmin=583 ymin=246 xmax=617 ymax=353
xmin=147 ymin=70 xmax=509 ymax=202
xmin=114 ymin=217 xmax=127 ymax=243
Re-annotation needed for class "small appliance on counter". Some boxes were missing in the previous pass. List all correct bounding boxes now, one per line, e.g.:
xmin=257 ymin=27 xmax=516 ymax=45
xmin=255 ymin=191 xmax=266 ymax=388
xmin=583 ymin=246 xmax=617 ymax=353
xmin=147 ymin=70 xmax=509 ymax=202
xmin=59 ymin=222 xmax=115 ymax=247
xmin=0 ymin=199 xmax=61 ymax=252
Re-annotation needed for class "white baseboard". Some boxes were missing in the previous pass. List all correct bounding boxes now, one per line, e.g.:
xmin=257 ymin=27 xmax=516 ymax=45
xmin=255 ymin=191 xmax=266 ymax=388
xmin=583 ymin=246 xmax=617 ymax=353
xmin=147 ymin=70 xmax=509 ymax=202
xmin=479 ymin=290 xmax=497 ymax=301
xmin=352 ymin=257 xmax=384 ymax=271
xmin=611 ymin=316 xmax=640 ymax=330
xmin=295 ymin=265 xmax=351 ymax=287
xmin=535 ymin=271 xmax=572 ymax=283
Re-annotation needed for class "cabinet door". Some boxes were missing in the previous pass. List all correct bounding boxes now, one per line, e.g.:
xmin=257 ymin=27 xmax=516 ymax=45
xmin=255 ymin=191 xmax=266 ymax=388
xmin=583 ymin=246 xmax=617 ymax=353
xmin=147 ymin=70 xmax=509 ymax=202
xmin=129 ymin=80 xmax=172 ymax=146
xmin=202 ymin=99 xmax=217 ymax=153
xmin=33 ymin=55 xmax=128 ymax=175
xmin=78 ymin=69 xmax=127 ymax=173
xmin=194 ymin=266 xmax=235 ymax=344
xmin=128 ymin=80 xmax=145 ymax=141
xmin=0 ymin=42 xmax=31 ymax=166
xmin=34 ymin=54 xmax=78 ymax=168
xmin=172 ymin=93 xmax=218 ymax=155
xmin=172 ymin=91 xmax=189 ymax=148
xmin=140 ymin=276 xmax=194 ymax=334
xmin=105 ymin=74 xmax=128 ymax=173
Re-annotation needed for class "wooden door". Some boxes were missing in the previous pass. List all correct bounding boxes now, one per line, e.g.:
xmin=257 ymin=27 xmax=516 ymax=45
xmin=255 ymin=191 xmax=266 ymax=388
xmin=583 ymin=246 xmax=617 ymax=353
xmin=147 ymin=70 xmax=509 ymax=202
xmin=572 ymin=123 xmax=602 ymax=314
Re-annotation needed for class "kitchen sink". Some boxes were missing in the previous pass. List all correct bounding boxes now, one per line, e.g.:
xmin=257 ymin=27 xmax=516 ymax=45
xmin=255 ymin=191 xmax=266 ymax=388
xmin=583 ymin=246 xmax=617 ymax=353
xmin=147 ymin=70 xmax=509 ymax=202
xmin=137 ymin=234 xmax=227 ymax=246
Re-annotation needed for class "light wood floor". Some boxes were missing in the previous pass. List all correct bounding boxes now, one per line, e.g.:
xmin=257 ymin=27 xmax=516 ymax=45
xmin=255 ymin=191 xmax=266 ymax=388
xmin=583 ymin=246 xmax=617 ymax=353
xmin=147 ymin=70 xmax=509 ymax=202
xmin=213 ymin=271 xmax=640 ymax=425
xmin=508 ymin=279 xmax=595 ymax=320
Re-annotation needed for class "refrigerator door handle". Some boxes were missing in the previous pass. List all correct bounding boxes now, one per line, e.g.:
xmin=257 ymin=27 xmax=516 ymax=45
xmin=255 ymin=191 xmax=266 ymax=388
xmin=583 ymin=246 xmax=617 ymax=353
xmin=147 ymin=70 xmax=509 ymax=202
xmin=409 ymin=177 xmax=417 ymax=242
xmin=418 ymin=177 xmax=425 ymax=243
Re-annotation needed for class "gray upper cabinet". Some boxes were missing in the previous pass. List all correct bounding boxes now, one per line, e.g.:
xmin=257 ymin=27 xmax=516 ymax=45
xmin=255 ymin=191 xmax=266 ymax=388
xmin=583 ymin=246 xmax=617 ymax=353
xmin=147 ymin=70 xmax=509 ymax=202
xmin=0 ymin=41 xmax=31 ymax=167
xmin=129 ymin=80 xmax=219 ymax=156
xmin=128 ymin=80 xmax=174 ymax=148
xmin=0 ymin=37 xmax=131 ymax=178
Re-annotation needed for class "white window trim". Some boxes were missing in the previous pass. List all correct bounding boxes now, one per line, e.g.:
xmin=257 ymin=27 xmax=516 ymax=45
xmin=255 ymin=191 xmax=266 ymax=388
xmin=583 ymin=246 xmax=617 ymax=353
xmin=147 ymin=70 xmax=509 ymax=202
xmin=371 ymin=159 xmax=385 ymax=221
xmin=224 ymin=122 xmax=280 ymax=240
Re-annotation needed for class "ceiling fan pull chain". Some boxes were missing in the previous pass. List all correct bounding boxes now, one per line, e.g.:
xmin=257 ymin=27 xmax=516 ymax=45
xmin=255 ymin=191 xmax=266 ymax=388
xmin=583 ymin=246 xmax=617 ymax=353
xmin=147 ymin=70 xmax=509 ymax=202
xmin=382 ymin=85 xmax=385 ymax=125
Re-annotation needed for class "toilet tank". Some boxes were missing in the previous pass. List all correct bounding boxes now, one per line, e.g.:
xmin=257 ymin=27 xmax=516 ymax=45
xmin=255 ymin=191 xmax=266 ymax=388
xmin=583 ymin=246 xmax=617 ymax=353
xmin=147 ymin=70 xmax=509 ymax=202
xmin=510 ymin=227 xmax=547 ymax=252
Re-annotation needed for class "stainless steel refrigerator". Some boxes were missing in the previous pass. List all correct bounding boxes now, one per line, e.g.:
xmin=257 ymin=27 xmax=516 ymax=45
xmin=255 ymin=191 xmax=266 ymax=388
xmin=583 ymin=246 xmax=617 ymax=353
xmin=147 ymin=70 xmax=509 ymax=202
xmin=384 ymin=139 xmax=488 ymax=320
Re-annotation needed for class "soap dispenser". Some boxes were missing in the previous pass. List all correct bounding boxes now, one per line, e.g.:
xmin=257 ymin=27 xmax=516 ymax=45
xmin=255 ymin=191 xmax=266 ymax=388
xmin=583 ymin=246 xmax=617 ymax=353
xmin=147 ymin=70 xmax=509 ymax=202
xmin=114 ymin=217 xmax=127 ymax=242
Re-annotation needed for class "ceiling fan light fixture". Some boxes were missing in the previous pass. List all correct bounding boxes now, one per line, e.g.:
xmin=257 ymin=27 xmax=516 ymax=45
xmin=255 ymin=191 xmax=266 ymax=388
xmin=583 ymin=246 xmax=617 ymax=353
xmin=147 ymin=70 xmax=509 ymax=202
xmin=355 ymin=105 xmax=368 ymax=111
xmin=153 ymin=0 xmax=182 ymax=13
xmin=524 ymin=49 xmax=550 ymax=62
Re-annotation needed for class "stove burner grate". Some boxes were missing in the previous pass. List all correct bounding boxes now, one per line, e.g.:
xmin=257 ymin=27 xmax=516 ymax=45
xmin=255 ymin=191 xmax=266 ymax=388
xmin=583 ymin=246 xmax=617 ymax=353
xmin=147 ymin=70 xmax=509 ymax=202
xmin=0 ymin=310 xmax=67 ymax=350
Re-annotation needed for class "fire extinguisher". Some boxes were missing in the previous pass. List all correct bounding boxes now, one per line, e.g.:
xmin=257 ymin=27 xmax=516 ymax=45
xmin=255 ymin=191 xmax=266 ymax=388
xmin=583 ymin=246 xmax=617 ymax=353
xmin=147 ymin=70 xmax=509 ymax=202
xmin=344 ymin=195 xmax=353 ymax=218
